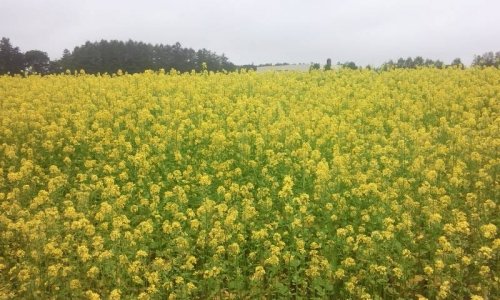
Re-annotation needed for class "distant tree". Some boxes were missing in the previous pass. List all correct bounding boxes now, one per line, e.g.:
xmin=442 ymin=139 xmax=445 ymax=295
xmin=195 ymin=48 xmax=232 ymax=72
xmin=346 ymin=61 xmax=357 ymax=69
xmin=434 ymin=60 xmax=444 ymax=69
xmin=424 ymin=59 xmax=435 ymax=67
xmin=70 ymin=41 xmax=103 ymax=73
xmin=24 ymin=50 xmax=50 ymax=74
xmin=450 ymin=58 xmax=464 ymax=69
xmin=98 ymin=40 xmax=125 ymax=73
xmin=56 ymin=39 xmax=234 ymax=74
xmin=472 ymin=51 xmax=499 ymax=67
xmin=472 ymin=54 xmax=481 ymax=67
xmin=482 ymin=52 xmax=495 ymax=66
xmin=338 ymin=61 xmax=357 ymax=70
xmin=48 ymin=60 xmax=63 ymax=74
xmin=404 ymin=57 xmax=414 ymax=68
xmin=324 ymin=58 xmax=332 ymax=71
xmin=413 ymin=56 xmax=424 ymax=67
xmin=59 ymin=49 xmax=72 ymax=71
xmin=310 ymin=63 xmax=321 ymax=71
xmin=380 ymin=56 xmax=453 ymax=71
xmin=381 ymin=60 xmax=395 ymax=71
xmin=396 ymin=58 xmax=406 ymax=68
xmin=0 ymin=37 xmax=25 ymax=75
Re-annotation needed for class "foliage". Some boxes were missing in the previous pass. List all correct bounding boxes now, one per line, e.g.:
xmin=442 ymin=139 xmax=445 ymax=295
xmin=324 ymin=58 xmax=332 ymax=71
xmin=54 ymin=40 xmax=236 ymax=74
xmin=472 ymin=51 xmax=500 ymax=68
xmin=0 ymin=68 xmax=499 ymax=299
xmin=450 ymin=58 xmax=464 ymax=69
xmin=0 ymin=38 xmax=237 ymax=75
xmin=381 ymin=57 xmax=445 ymax=70
xmin=309 ymin=63 xmax=320 ymax=70
xmin=338 ymin=61 xmax=358 ymax=70
xmin=0 ymin=38 xmax=25 ymax=75
xmin=24 ymin=50 xmax=50 ymax=75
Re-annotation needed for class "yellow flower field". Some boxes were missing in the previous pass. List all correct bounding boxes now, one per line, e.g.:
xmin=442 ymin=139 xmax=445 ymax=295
xmin=0 ymin=68 xmax=498 ymax=299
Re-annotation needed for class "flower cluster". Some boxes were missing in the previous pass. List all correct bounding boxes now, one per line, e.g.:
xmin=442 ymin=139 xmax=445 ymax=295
xmin=0 ymin=67 xmax=498 ymax=299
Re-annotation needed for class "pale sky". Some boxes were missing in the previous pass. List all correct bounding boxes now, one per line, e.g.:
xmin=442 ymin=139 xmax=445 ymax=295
xmin=1 ymin=0 xmax=499 ymax=66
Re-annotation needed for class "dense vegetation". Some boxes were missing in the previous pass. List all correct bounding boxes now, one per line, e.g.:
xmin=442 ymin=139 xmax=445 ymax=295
xmin=0 ymin=38 xmax=235 ymax=75
xmin=1 ymin=37 xmax=499 ymax=75
xmin=1 ymin=68 xmax=498 ymax=299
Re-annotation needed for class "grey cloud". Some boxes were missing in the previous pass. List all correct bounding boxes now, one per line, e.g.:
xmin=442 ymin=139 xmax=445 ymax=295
xmin=1 ymin=0 xmax=499 ymax=65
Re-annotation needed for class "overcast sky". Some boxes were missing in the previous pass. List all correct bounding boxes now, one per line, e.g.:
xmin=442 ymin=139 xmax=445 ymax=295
xmin=1 ymin=0 xmax=499 ymax=66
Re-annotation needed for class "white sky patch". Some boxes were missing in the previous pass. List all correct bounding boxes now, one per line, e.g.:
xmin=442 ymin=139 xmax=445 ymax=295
xmin=1 ymin=0 xmax=499 ymax=65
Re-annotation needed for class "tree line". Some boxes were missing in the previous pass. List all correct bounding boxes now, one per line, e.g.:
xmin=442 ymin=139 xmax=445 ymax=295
xmin=1 ymin=36 xmax=499 ymax=75
xmin=312 ymin=52 xmax=499 ymax=71
xmin=0 ymin=37 xmax=236 ymax=75
xmin=0 ymin=38 xmax=50 ymax=75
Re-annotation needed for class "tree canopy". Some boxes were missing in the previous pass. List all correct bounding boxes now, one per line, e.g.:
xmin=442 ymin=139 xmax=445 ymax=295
xmin=24 ymin=50 xmax=50 ymax=74
xmin=0 ymin=37 xmax=237 ymax=75
xmin=1 ymin=36 xmax=499 ymax=75
xmin=52 ymin=40 xmax=236 ymax=74
xmin=472 ymin=51 xmax=500 ymax=68
xmin=0 ymin=38 xmax=25 ymax=75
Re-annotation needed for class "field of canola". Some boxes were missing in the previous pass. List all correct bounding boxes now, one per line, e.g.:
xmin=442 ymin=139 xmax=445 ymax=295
xmin=0 ymin=68 xmax=499 ymax=299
